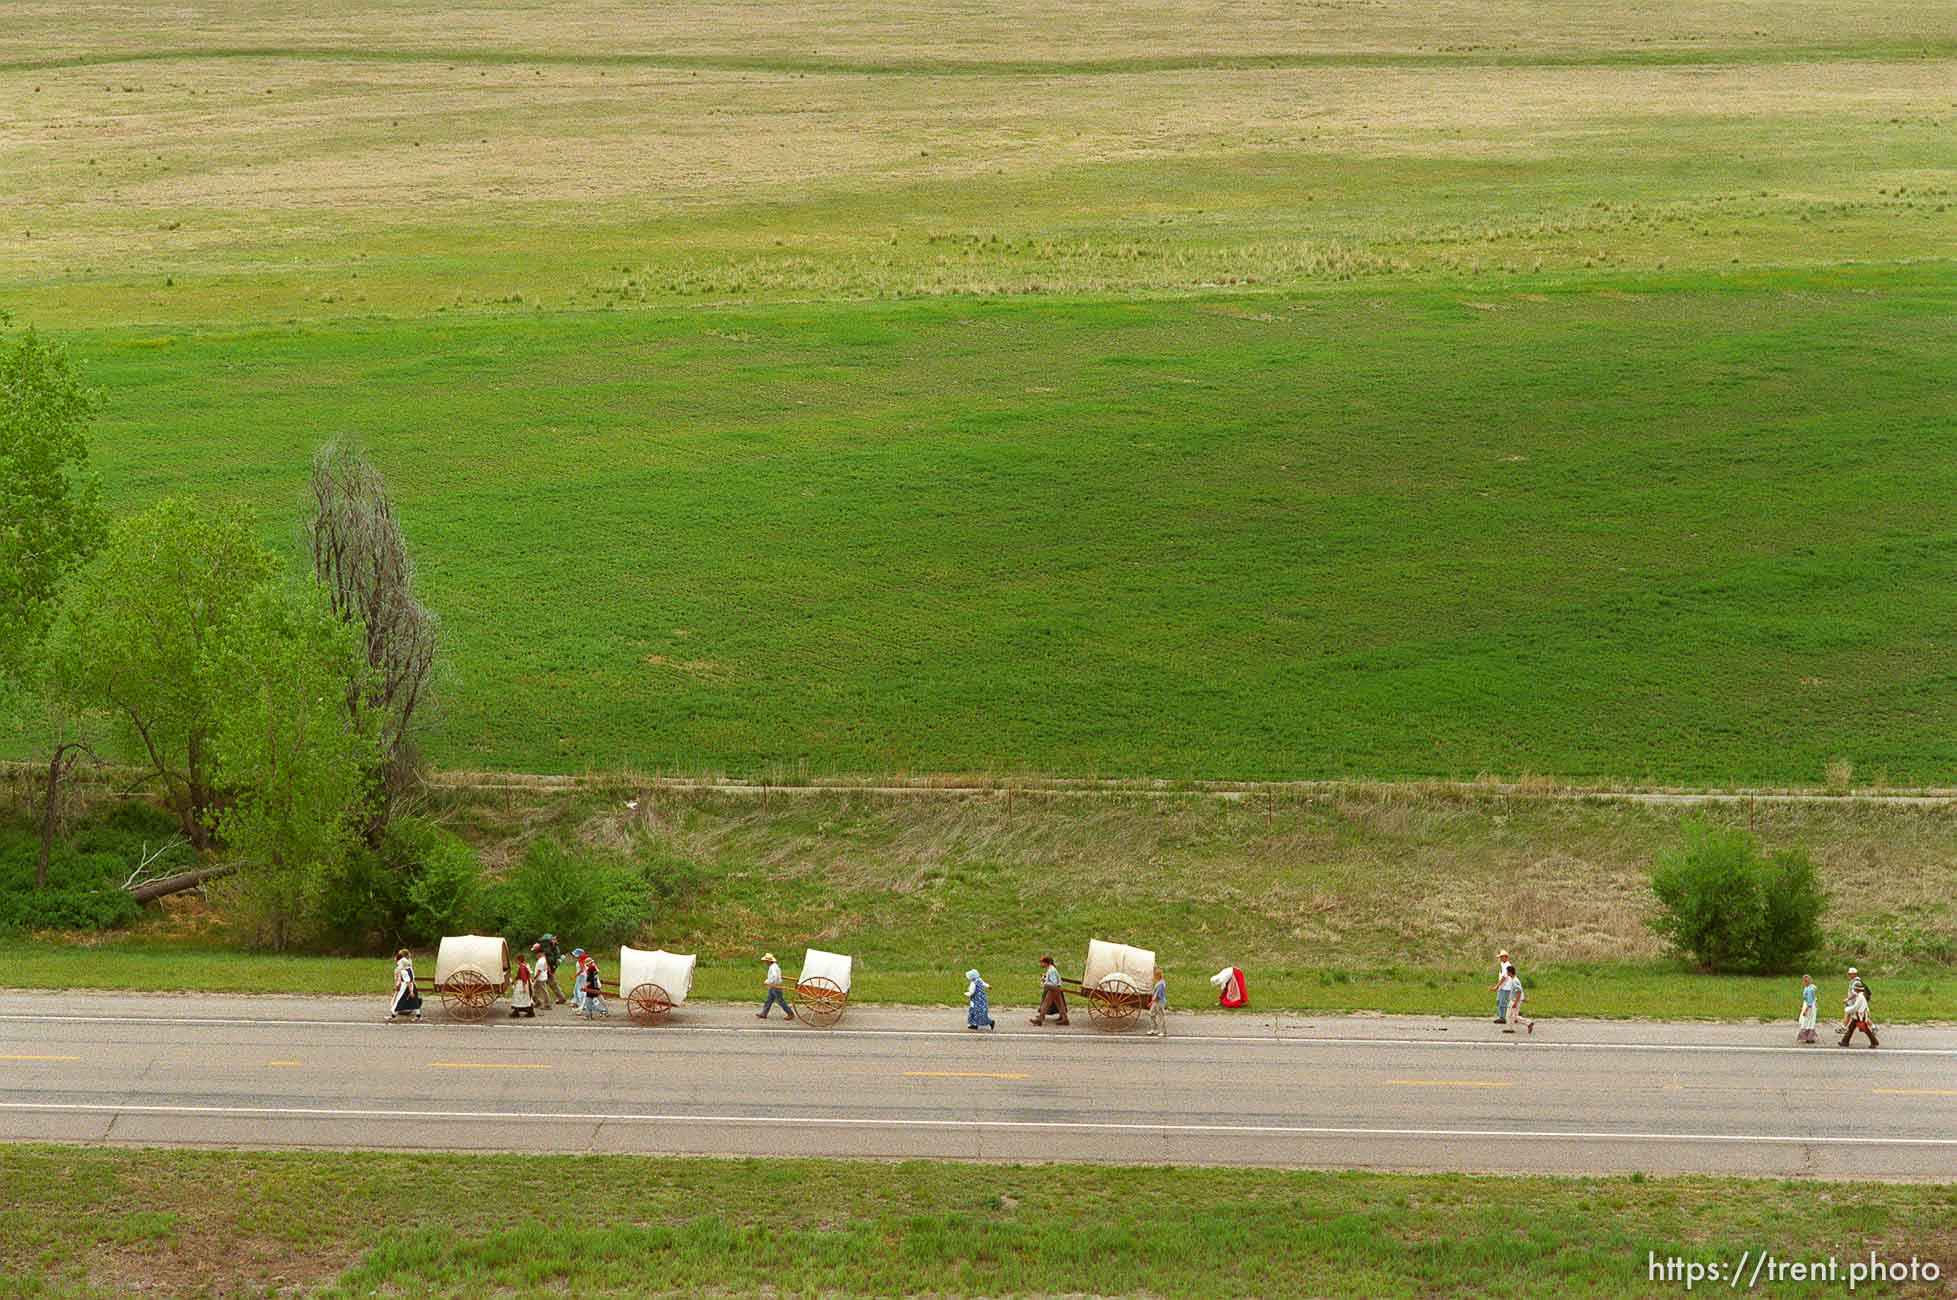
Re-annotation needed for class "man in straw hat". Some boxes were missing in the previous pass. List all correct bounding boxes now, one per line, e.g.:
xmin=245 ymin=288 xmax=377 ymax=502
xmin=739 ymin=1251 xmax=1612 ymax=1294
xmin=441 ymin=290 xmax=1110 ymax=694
xmin=758 ymin=952 xmax=796 ymax=1020
xmin=1839 ymin=966 xmax=1877 ymax=1048
xmin=1492 ymin=948 xmax=1512 ymax=1023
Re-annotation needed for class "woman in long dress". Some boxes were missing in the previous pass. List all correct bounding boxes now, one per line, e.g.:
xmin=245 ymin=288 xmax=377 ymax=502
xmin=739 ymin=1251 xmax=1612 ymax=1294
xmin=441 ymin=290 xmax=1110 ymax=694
xmin=388 ymin=949 xmax=422 ymax=1022
xmin=965 ymin=969 xmax=995 ymax=1030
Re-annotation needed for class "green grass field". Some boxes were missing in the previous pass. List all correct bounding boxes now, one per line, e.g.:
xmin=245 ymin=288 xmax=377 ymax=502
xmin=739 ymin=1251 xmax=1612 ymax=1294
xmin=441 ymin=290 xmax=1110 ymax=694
xmin=18 ymin=784 xmax=1956 ymax=1019
xmin=3 ymin=1 xmax=1955 ymax=782
xmin=4 ymin=1145 xmax=1953 ymax=1297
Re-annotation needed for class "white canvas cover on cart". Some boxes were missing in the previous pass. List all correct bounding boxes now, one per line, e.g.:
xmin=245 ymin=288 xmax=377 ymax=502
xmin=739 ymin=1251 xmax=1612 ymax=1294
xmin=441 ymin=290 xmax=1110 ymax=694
xmin=798 ymin=948 xmax=853 ymax=994
xmin=435 ymin=934 xmax=508 ymax=985
xmin=618 ymin=946 xmax=696 ymax=1005
xmin=1082 ymin=939 xmax=1154 ymax=992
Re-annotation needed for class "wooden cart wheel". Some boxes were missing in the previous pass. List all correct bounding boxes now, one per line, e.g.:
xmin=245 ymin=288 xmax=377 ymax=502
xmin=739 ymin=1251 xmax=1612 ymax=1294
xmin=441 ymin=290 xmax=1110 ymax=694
xmin=442 ymin=969 xmax=497 ymax=1022
xmin=627 ymin=982 xmax=674 ymax=1024
xmin=1087 ymin=974 xmax=1144 ymax=1026
xmin=793 ymin=976 xmax=847 ymax=1028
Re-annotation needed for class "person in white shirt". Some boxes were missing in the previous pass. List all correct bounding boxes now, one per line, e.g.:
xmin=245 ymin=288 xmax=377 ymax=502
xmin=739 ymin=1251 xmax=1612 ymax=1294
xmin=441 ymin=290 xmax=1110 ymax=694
xmin=1839 ymin=982 xmax=1877 ymax=1048
xmin=1502 ymin=964 xmax=1534 ymax=1034
xmin=529 ymin=943 xmax=559 ymax=1010
xmin=758 ymin=952 xmax=795 ymax=1020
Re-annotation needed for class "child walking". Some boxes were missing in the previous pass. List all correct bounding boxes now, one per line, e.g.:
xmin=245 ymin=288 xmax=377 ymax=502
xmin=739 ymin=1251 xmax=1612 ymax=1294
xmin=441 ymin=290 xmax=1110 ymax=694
xmin=529 ymin=943 xmax=558 ymax=1010
xmin=577 ymin=951 xmax=609 ymax=1020
xmin=1501 ymin=964 xmax=1534 ymax=1034
xmin=965 ymin=969 xmax=996 ymax=1030
xmin=1796 ymin=975 xmax=1818 ymax=1043
xmin=509 ymin=953 xmax=536 ymax=1018
xmin=1147 ymin=967 xmax=1168 ymax=1037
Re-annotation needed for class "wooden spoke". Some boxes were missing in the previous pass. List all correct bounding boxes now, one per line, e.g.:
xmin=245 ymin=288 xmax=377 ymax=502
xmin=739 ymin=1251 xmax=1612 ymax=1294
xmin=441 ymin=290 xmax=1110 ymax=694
xmin=793 ymin=975 xmax=847 ymax=1028
xmin=441 ymin=969 xmax=497 ymax=1022
xmin=627 ymin=981 xmax=674 ymax=1023
xmin=1087 ymin=974 xmax=1145 ymax=1026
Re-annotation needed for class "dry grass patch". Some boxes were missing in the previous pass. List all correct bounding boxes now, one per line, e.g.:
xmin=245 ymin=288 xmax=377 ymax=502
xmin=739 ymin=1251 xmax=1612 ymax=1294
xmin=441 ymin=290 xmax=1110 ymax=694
xmin=5 ymin=45 xmax=1952 ymax=316
xmin=7 ymin=0 xmax=1956 ymax=66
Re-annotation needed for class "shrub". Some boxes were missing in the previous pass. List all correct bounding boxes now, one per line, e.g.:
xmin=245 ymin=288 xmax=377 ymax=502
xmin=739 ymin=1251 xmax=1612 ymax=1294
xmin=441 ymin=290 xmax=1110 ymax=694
xmin=482 ymin=840 xmax=654 ymax=950
xmin=400 ymin=824 xmax=484 ymax=944
xmin=1647 ymin=821 xmax=1825 ymax=974
xmin=0 ymin=813 xmax=177 ymax=935
xmin=314 ymin=846 xmax=404 ymax=951
xmin=315 ymin=816 xmax=485 ymax=951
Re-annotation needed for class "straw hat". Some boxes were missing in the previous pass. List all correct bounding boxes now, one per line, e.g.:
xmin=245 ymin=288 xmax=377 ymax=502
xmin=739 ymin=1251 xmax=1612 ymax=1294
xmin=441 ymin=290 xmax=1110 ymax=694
xmin=762 ymin=952 xmax=777 ymax=964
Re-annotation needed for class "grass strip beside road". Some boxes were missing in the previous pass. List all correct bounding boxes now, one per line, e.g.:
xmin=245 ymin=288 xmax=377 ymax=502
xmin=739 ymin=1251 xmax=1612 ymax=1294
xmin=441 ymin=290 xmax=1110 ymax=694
xmin=13 ymin=942 xmax=1956 ymax=1023
xmin=1 ymin=1146 xmax=1952 ymax=1297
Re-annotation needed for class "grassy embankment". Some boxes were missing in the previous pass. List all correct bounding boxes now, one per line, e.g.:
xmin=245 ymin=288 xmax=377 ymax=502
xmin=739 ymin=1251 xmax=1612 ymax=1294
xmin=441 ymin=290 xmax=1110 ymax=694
xmin=0 ymin=281 xmax=1950 ymax=784
xmin=2 ymin=1 xmax=1955 ymax=783
xmin=16 ymin=785 xmax=1955 ymax=1019
xmin=2 ymin=1145 xmax=1953 ymax=1297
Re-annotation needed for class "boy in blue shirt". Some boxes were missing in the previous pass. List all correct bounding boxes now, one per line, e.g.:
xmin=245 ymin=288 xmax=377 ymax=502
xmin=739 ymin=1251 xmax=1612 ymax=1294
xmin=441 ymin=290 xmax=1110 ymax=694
xmin=1147 ymin=967 xmax=1168 ymax=1037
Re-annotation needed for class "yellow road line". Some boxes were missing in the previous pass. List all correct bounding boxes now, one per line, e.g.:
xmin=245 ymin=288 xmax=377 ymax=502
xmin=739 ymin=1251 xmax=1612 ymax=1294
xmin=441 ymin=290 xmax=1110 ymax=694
xmin=1385 ymin=1079 xmax=1513 ymax=1088
xmin=429 ymin=1062 xmax=552 ymax=1070
xmin=267 ymin=1061 xmax=303 ymax=1067
xmin=0 ymin=1054 xmax=80 ymax=1062
xmin=903 ymin=1071 xmax=1029 ymax=1080
xmin=1872 ymin=1089 xmax=1957 ymax=1096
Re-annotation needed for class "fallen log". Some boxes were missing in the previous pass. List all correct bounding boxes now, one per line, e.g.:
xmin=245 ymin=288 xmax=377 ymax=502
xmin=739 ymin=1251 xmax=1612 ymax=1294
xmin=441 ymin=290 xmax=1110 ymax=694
xmin=128 ymin=864 xmax=235 ymax=905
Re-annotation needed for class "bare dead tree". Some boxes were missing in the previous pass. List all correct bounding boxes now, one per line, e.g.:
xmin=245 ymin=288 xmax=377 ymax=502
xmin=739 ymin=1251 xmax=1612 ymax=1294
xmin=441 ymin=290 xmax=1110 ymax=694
xmin=127 ymin=862 xmax=234 ymax=905
xmin=306 ymin=442 xmax=437 ymax=839
xmin=121 ymin=835 xmax=186 ymax=892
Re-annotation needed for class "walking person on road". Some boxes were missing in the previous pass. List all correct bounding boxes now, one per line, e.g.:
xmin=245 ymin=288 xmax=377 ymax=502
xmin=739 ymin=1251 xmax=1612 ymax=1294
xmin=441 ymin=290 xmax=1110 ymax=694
xmin=1796 ymin=975 xmax=1819 ymax=1044
xmin=1493 ymin=949 xmax=1511 ymax=1022
xmin=576 ymin=950 xmax=609 ymax=1020
xmin=1840 ymin=978 xmax=1878 ymax=1048
xmin=965 ymin=969 xmax=996 ymax=1031
xmin=509 ymin=952 xmax=536 ymax=1019
xmin=1501 ymin=964 xmax=1533 ymax=1034
xmin=1029 ymin=955 xmax=1070 ymax=1026
xmin=535 ymin=934 xmax=568 ymax=1005
xmin=1147 ymin=967 xmax=1168 ymax=1037
xmin=758 ymin=952 xmax=796 ymax=1020
xmin=387 ymin=948 xmax=422 ymax=1022
xmin=529 ymin=943 xmax=558 ymax=1009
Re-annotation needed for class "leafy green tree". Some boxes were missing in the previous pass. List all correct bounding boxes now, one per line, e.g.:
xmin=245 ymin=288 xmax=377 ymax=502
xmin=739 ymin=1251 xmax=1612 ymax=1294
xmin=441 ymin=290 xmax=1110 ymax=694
xmin=1 ymin=327 xmax=109 ymax=886
xmin=207 ymin=579 xmax=380 ymax=949
xmin=53 ymin=498 xmax=278 ymax=849
xmin=0 ymin=328 xmax=105 ymax=682
xmin=1647 ymin=820 xmax=1826 ymax=974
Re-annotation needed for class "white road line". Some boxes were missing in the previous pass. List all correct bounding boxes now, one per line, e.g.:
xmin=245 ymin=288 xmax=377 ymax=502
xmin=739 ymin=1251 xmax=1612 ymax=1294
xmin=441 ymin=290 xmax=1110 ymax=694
xmin=3 ymin=1100 xmax=1954 ymax=1147
xmin=2 ymin=1012 xmax=1953 ymax=1056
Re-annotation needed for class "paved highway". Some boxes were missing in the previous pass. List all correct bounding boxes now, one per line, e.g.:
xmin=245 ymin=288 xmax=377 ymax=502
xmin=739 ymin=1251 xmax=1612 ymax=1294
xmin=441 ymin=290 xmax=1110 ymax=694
xmin=2 ymin=993 xmax=1952 ymax=1178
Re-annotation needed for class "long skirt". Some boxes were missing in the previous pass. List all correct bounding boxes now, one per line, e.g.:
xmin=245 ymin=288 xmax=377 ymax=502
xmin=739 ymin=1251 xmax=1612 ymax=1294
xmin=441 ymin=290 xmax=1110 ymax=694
xmin=968 ymin=988 xmax=992 ymax=1028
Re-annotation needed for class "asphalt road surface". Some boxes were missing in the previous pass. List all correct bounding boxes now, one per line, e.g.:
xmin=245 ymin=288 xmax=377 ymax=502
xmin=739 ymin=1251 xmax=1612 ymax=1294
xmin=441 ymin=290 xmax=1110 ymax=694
xmin=3 ymin=992 xmax=1953 ymax=1178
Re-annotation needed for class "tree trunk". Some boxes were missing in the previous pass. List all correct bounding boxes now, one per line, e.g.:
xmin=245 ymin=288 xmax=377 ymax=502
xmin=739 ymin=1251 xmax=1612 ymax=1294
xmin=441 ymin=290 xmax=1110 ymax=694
xmin=37 ymin=751 xmax=59 ymax=890
xmin=37 ymin=741 xmax=86 ymax=890
xmin=128 ymin=863 xmax=235 ymax=905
